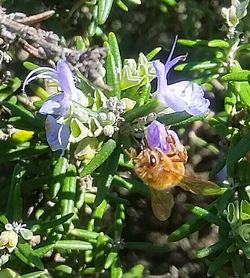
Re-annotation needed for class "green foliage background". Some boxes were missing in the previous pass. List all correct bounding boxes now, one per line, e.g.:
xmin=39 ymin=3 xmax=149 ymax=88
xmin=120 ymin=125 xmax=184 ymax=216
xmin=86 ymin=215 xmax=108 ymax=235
xmin=2 ymin=0 xmax=250 ymax=277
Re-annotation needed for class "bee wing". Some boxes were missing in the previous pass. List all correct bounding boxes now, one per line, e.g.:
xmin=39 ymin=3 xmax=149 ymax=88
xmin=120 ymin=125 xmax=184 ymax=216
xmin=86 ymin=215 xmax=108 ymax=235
xmin=150 ymin=188 xmax=174 ymax=221
xmin=179 ymin=175 xmax=225 ymax=196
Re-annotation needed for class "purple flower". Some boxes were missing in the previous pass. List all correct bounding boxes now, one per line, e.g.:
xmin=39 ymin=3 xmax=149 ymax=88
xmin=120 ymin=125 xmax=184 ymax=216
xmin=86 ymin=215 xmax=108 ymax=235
xmin=153 ymin=36 xmax=210 ymax=115
xmin=23 ymin=60 xmax=76 ymax=154
xmin=45 ymin=115 xmax=70 ymax=153
xmin=146 ymin=120 xmax=182 ymax=153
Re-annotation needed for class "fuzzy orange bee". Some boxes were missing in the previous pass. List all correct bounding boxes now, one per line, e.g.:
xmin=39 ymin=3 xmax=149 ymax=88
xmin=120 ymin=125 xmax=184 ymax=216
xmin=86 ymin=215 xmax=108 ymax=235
xmin=131 ymin=120 xmax=223 ymax=221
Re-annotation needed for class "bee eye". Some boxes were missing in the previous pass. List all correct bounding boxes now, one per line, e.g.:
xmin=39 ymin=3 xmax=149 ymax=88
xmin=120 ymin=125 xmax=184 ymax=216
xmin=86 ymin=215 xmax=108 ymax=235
xmin=149 ymin=154 xmax=156 ymax=167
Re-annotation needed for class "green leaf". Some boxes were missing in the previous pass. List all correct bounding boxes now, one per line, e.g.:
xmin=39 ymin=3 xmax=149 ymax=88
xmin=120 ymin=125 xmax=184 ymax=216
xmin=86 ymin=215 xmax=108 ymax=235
xmin=55 ymin=240 xmax=93 ymax=251
xmin=224 ymin=83 xmax=237 ymax=114
xmin=108 ymin=32 xmax=122 ymax=74
xmin=238 ymin=224 xmax=250 ymax=242
xmin=114 ymin=176 xmax=149 ymax=196
xmin=122 ymin=264 xmax=144 ymax=278
xmin=80 ymin=139 xmax=116 ymax=177
xmin=21 ymin=271 xmax=47 ymax=278
xmin=208 ymin=250 xmax=233 ymax=275
xmin=29 ymin=84 xmax=49 ymax=100
xmin=68 ymin=229 xmax=99 ymax=240
xmin=123 ymin=99 xmax=159 ymax=122
xmin=60 ymin=165 xmax=77 ymax=229
xmin=126 ymin=0 xmax=141 ymax=4
xmin=32 ymin=213 xmax=74 ymax=233
xmin=0 ymin=145 xmax=49 ymax=164
xmin=0 ymin=214 xmax=9 ymax=225
xmin=196 ymin=239 xmax=231 ymax=258
xmin=2 ymin=102 xmax=43 ymax=129
xmin=94 ymin=232 xmax=108 ymax=271
xmin=177 ymin=39 xmax=208 ymax=47
xmin=0 ymin=268 xmax=21 ymax=278
xmin=23 ymin=61 xmax=39 ymax=71
xmin=227 ymin=202 xmax=238 ymax=224
xmin=113 ymin=203 xmax=125 ymax=239
xmin=231 ymin=253 xmax=245 ymax=277
xmin=237 ymin=239 xmax=250 ymax=259
xmin=6 ymin=164 xmax=25 ymax=221
xmin=95 ymin=146 xmax=120 ymax=206
xmin=116 ymin=0 xmax=128 ymax=11
xmin=97 ymin=0 xmax=114 ymax=25
xmin=232 ymin=81 xmax=250 ymax=107
xmin=94 ymin=200 xmax=108 ymax=228
xmin=0 ymin=77 xmax=21 ymax=101
xmin=50 ymin=156 xmax=68 ymax=199
xmin=54 ymin=265 xmax=72 ymax=274
xmin=88 ymin=18 xmax=98 ymax=37
xmin=161 ymin=0 xmax=176 ymax=6
xmin=105 ymin=43 xmax=121 ymax=97
xmin=175 ymin=60 xmax=218 ymax=71
xmin=208 ymin=40 xmax=230 ymax=49
xmin=111 ymin=257 xmax=123 ymax=278
xmin=74 ymin=36 xmax=85 ymax=50
xmin=168 ymin=203 xmax=220 ymax=242
xmin=221 ymin=70 xmax=250 ymax=81
xmin=186 ymin=204 xmax=230 ymax=229
xmin=227 ymin=132 xmax=250 ymax=176
xmin=240 ymin=200 xmax=250 ymax=220
xmin=177 ymin=39 xmax=229 ymax=49
xmin=105 ymin=251 xmax=118 ymax=269
xmin=16 ymin=239 xmax=44 ymax=270
xmin=157 ymin=111 xmax=207 ymax=126
xmin=146 ymin=47 xmax=162 ymax=61
xmin=225 ymin=61 xmax=250 ymax=107
xmin=33 ymin=244 xmax=55 ymax=257
xmin=217 ymin=189 xmax=233 ymax=214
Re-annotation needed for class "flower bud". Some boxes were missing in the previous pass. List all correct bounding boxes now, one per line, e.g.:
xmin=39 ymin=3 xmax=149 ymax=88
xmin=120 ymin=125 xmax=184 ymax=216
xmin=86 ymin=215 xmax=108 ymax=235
xmin=103 ymin=125 xmax=115 ymax=137
xmin=75 ymin=137 xmax=98 ymax=161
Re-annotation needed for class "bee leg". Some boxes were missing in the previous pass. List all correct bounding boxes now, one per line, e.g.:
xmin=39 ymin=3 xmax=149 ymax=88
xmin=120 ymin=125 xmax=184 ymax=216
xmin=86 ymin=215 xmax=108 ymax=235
xmin=126 ymin=147 xmax=137 ymax=160
xmin=167 ymin=136 xmax=188 ymax=163
xmin=170 ymin=151 xmax=187 ymax=163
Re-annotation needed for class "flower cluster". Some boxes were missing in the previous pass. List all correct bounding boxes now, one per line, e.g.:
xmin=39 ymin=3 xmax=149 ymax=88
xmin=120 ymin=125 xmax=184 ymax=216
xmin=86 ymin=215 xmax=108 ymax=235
xmin=23 ymin=60 xmax=129 ymax=157
xmin=22 ymin=36 xmax=211 ymax=156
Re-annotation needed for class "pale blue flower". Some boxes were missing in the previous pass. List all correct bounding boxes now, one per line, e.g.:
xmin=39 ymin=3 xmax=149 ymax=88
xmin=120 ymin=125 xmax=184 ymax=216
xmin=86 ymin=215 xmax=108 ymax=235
xmin=22 ymin=60 xmax=77 ymax=153
xmin=45 ymin=115 xmax=70 ymax=153
xmin=146 ymin=120 xmax=183 ymax=154
xmin=153 ymin=36 xmax=210 ymax=115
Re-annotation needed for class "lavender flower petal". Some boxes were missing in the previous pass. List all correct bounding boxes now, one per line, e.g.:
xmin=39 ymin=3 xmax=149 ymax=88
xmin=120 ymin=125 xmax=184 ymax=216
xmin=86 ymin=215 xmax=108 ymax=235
xmin=153 ymin=37 xmax=210 ymax=116
xmin=45 ymin=115 xmax=70 ymax=154
xmin=39 ymin=94 xmax=64 ymax=115
xmin=23 ymin=59 xmax=79 ymax=154
xmin=56 ymin=60 xmax=76 ymax=97
xmin=146 ymin=120 xmax=169 ymax=153
xmin=153 ymin=60 xmax=168 ymax=91
xmin=22 ymin=67 xmax=57 ymax=92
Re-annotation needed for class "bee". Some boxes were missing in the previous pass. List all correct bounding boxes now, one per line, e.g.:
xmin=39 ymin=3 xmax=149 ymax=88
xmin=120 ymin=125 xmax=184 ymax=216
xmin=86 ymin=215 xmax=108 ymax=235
xmin=131 ymin=131 xmax=222 ymax=221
